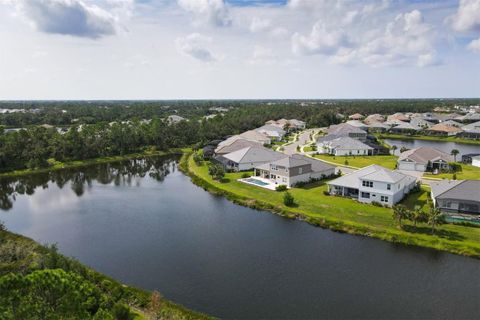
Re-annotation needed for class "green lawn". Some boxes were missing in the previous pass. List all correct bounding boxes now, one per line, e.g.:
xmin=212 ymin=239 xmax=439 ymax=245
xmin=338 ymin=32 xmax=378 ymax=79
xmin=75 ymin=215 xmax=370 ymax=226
xmin=314 ymin=154 xmax=398 ymax=170
xmin=376 ymin=133 xmax=480 ymax=145
xmin=424 ymin=163 xmax=480 ymax=180
xmin=187 ymin=155 xmax=480 ymax=257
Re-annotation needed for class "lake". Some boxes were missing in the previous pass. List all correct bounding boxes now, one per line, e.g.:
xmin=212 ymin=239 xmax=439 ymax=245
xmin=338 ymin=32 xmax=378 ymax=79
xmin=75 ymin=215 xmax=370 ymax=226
xmin=1 ymin=156 xmax=479 ymax=319
xmin=384 ymin=138 xmax=480 ymax=157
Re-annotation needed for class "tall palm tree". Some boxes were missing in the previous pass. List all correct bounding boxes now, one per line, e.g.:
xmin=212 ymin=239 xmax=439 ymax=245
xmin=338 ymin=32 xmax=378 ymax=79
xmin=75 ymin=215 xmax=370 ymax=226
xmin=412 ymin=206 xmax=426 ymax=226
xmin=392 ymin=204 xmax=408 ymax=228
xmin=450 ymin=149 xmax=459 ymax=162
xmin=428 ymin=206 xmax=444 ymax=234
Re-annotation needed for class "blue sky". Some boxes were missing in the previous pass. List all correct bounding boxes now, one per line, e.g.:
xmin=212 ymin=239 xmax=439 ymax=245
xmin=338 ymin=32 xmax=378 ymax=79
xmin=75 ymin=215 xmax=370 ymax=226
xmin=0 ymin=0 xmax=478 ymax=99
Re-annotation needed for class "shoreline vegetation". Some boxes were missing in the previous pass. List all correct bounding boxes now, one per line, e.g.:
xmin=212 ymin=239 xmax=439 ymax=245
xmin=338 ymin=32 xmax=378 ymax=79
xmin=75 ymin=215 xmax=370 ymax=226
xmin=375 ymin=133 xmax=480 ymax=145
xmin=180 ymin=152 xmax=480 ymax=259
xmin=0 ymin=227 xmax=212 ymax=320
xmin=0 ymin=148 xmax=186 ymax=178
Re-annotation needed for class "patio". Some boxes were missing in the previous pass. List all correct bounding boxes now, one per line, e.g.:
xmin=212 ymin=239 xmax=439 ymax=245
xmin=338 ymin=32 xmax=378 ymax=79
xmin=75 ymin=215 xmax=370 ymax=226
xmin=238 ymin=176 xmax=279 ymax=190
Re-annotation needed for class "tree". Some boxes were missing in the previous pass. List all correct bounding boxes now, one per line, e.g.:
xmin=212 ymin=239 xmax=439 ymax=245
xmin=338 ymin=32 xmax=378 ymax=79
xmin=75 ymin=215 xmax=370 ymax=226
xmin=390 ymin=145 xmax=397 ymax=155
xmin=428 ymin=206 xmax=445 ymax=234
xmin=400 ymin=146 xmax=408 ymax=153
xmin=411 ymin=206 xmax=427 ymax=226
xmin=283 ymin=192 xmax=295 ymax=207
xmin=450 ymin=149 xmax=459 ymax=162
xmin=148 ymin=290 xmax=163 ymax=320
xmin=392 ymin=204 xmax=409 ymax=228
xmin=208 ymin=164 xmax=225 ymax=181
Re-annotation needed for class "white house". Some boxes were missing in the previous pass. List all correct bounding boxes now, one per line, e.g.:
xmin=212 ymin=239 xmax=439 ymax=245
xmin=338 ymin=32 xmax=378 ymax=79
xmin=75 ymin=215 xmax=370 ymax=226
xmin=397 ymin=147 xmax=453 ymax=172
xmin=255 ymin=125 xmax=286 ymax=141
xmin=216 ymin=146 xmax=287 ymax=172
xmin=472 ymin=155 xmax=480 ymax=168
xmin=239 ymin=130 xmax=272 ymax=145
xmin=316 ymin=136 xmax=374 ymax=156
xmin=254 ymin=154 xmax=336 ymax=187
xmin=327 ymin=165 xmax=417 ymax=206
xmin=326 ymin=123 xmax=368 ymax=141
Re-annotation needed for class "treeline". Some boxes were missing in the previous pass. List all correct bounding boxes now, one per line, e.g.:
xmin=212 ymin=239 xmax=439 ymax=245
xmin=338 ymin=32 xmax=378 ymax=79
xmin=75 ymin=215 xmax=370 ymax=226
xmin=1 ymin=99 xmax=479 ymax=127
xmin=0 ymin=100 xmax=474 ymax=172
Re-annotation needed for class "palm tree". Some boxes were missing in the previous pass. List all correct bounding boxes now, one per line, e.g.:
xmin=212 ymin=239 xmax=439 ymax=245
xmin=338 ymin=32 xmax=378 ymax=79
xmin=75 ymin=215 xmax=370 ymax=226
xmin=428 ymin=206 xmax=444 ymax=234
xmin=391 ymin=145 xmax=397 ymax=155
xmin=392 ymin=204 xmax=408 ymax=228
xmin=412 ymin=206 xmax=426 ymax=227
xmin=450 ymin=149 xmax=459 ymax=162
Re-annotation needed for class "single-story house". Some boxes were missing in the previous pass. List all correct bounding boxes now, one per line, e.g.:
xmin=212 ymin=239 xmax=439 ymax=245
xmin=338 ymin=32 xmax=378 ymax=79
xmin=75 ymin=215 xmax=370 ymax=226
xmin=255 ymin=124 xmax=286 ymax=141
xmin=349 ymin=113 xmax=364 ymax=120
xmin=166 ymin=115 xmax=186 ymax=124
xmin=254 ymin=154 xmax=336 ymax=187
xmin=410 ymin=117 xmax=434 ymax=129
xmin=472 ymin=155 xmax=480 ymax=168
xmin=346 ymin=120 xmax=369 ymax=131
xmin=326 ymin=123 xmax=368 ymax=141
xmin=426 ymin=123 xmax=463 ymax=136
xmin=239 ymin=130 xmax=272 ymax=145
xmin=316 ymin=136 xmax=374 ymax=156
xmin=461 ymin=153 xmax=480 ymax=164
xmin=430 ymin=180 xmax=480 ymax=217
xmin=327 ymin=165 xmax=417 ymax=206
xmin=364 ymin=114 xmax=385 ymax=125
xmin=367 ymin=122 xmax=391 ymax=133
xmin=390 ymin=122 xmax=422 ymax=134
xmin=455 ymin=113 xmax=480 ymax=123
xmin=216 ymin=146 xmax=287 ymax=172
xmin=215 ymin=139 xmax=262 ymax=155
xmin=265 ymin=119 xmax=306 ymax=131
xmin=460 ymin=121 xmax=480 ymax=139
xmin=397 ymin=147 xmax=454 ymax=172
xmin=441 ymin=120 xmax=463 ymax=127
xmin=387 ymin=113 xmax=410 ymax=123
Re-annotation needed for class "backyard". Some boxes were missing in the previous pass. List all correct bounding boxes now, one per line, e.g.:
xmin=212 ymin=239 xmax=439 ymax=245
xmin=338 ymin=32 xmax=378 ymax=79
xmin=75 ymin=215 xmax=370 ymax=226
xmin=424 ymin=163 xmax=480 ymax=180
xmin=314 ymin=154 xmax=399 ymax=170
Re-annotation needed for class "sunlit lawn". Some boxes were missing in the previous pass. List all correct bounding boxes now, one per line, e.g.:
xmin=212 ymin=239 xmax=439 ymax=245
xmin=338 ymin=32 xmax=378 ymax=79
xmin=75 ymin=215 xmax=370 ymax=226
xmin=424 ymin=164 xmax=480 ymax=180
xmin=314 ymin=154 xmax=398 ymax=170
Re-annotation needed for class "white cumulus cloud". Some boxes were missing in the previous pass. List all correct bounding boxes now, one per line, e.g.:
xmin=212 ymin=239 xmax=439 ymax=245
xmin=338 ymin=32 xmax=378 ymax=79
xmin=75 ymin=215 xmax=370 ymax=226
xmin=450 ymin=0 xmax=480 ymax=32
xmin=468 ymin=37 xmax=480 ymax=53
xmin=175 ymin=33 xmax=217 ymax=62
xmin=292 ymin=21 xmax=348 ymax=55
xmin=177 ymin=0 xmax=230 ymax=27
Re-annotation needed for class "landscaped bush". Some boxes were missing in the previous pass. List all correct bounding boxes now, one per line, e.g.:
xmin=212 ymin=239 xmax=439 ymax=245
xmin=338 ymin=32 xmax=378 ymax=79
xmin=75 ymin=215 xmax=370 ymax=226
xmin=275 ymin=185 xmax=288 ymax=191
xmin=323 ymin=190 xmax=330 ymax=196
xmin=371 ymin=201 xmax=383 ymax=207
xmin=283 ymin=192 xmax=295 ymax=207
xmin=241 ymin=173 xmax=250 ymax=178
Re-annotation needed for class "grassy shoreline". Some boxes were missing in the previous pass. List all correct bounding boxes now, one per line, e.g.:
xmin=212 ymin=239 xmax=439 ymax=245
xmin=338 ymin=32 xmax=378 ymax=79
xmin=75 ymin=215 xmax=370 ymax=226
xmin=376 ymin=133 xmax=480 ymax=145
xmin=0 ymin=228 xmax=212 ymax=319
xmin=180 ymin=152 xmax=480 ymax=259
xmin=0 ymin=148 xmax=187 ymax=178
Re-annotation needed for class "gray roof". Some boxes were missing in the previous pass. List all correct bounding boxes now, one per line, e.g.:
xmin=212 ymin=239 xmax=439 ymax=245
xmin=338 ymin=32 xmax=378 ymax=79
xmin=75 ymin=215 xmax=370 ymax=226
xmin=223 ymin=147 xmax=286 ymax=164
xmin=392 ymin=122 xmax=422 ymax=131
xmin=324 ymin=137 xmax=374 ymax=150
xmin=398 ymin=147 xmax=453 ymax=164
xmin=410 ymin=117 xmax=434 ymax=128
xmin=215 ymin=139 xmax=262 ymax=155
xmin=256 ymin=154 xmax=335 ymax=173
xmin=328 ymin=165 xmax=415 ymax=189
xmin=256 ymin=124 xmax=286 ymax=134
xmin=431 ymin=180 xmax=480 ymax=202
xmin=462 ymin=120 xmax=480 ymax=131
xmin=327 ymin=123 xmax=367 ymax=136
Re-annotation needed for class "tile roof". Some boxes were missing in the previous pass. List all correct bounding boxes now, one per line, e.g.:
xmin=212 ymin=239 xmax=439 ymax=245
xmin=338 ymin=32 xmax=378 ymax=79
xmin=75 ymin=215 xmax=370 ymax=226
xmin=427 ymin=123 xmax=463 ymax=133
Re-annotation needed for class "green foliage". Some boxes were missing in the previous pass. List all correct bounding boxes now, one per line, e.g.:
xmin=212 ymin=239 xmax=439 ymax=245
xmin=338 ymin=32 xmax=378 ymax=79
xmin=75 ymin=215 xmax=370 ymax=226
xmin=275 ymin=185 xmax=288 ymax=192
xmin=241 ymin=173 xmax=250 ymax=179
xmin=113 ymin=303 xmax=134 ymax=320
xmin=392 ymin=204 xmax=409 ymax=228
xmin=208 ymin=164 xmax=225 ymax=181
xmin=283 ymin=192 xmax=295 ymax=207
xmin=428 ymin=206 xmax=445 ymax=234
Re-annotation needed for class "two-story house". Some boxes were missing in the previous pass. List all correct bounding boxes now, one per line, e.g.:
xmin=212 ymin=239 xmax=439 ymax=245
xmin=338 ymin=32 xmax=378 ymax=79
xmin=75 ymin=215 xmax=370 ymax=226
xmin=254 ymin=154 xmax=335 ymax=187
xmin=327 ymin=165 xmax=417 ymax=206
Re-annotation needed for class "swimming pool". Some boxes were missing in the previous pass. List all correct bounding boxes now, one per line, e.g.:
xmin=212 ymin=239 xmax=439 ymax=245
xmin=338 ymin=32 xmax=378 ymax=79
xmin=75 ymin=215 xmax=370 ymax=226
xmin=243 ymin=178 xmax=270 ymax=186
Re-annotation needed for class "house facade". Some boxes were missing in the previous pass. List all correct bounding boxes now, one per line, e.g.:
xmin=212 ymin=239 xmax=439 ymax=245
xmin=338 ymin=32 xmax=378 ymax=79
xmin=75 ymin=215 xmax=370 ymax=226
xmin=316 ymin=136 xmax=374 ymax=156
xmin=326 ymin=123 xmax=368 ymax=141
xmin=255 ymin=125 xmax=286 ymax=141
xmin=397 ymin=147 xmax=453 ymax=172
xmin=327 ymin=165 xmax=416 ymax=206
xmin=431 ymin=180 xmax=480 ymax=217
xmin=472 ymin=156 xmax=480 ymax=168
xmin=216 ymin=146 xmax=286 ymax=172
xmin=254 ymin=154 xmax=335 ymax=187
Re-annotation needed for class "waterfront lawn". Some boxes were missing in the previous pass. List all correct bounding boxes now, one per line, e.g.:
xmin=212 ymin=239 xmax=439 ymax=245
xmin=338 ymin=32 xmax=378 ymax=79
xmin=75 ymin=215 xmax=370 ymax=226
xmin=188 ymin=156 xmax=480 ymax=257
xmin=314 ymin=154 xmax=398 ymax=170
xmin=375 ymin=133 xmax=480 ymax=145
xmin=401 ymin=186 xmax=430 ymax=211
xmin=423 ymin=164 xmax=480 ymax=180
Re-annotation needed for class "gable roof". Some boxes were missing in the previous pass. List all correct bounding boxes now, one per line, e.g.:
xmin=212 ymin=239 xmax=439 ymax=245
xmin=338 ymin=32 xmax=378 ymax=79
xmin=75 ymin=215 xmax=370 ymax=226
xmin=223 ymin=147 xmax=286 ymax=164
xmin=327 ymin=123 xmax=367 ymax=136
xmin=431 ymin=180 xmax=480 ymax=202
xmin=327 ymin=165 xmax=415 ymax=189
xmin=398 ymin=147 xmax=453 ymax=164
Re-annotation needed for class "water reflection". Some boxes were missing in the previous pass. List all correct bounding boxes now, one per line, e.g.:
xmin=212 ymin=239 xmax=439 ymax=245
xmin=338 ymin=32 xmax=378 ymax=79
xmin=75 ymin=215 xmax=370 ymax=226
xmin=0 ymin=156 xmax=177 ymax=210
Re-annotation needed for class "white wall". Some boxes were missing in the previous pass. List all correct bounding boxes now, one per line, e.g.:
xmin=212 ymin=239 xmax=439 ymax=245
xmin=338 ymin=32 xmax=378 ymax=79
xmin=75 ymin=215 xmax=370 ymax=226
xmin=472 ymin=158 xmax=480 ymax=168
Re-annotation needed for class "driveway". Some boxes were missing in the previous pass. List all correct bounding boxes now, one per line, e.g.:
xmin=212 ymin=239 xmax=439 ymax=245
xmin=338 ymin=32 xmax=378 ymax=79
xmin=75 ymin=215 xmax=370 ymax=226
xmin=283 ymin=130 xmax=314 ymax=155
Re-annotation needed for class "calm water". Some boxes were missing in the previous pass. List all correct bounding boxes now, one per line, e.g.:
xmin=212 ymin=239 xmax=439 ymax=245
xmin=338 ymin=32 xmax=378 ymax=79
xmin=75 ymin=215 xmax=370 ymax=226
xmin=384 ymin=139 xmax=480 ymax=156
xmin=1 ymin=157 xmax=479 ymax=319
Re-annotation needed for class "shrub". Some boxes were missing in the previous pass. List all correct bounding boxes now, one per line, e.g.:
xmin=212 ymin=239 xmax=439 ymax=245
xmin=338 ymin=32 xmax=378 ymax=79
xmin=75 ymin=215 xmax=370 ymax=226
xmin=276 ymin=185 xmax=288 ymax=191
xmin=283 ymin=192 xmax=295 ymax=207
xmin=323 ymin=190 xmax=330 ymax=196
xmin=344 ymin=159 xmax=349 ymax=166
xmin=371 ymin=201 xmax=383 ymax=207
xmin=452 ymin=173 xmax=457 ymax=180
xmin=193 ymin=153 xmax=203 ymax=165
xmin=113 ymin=303 xmax=134 ymax=320
xmin=208 ymin=164 xmax=225 ymax=180
xmin=241 ymin=173 xmax=250 ymax=178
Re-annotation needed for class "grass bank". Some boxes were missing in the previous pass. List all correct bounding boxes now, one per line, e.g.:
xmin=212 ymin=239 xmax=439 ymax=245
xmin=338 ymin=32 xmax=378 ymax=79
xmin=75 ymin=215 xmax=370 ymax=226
xmin=376 ymin=133 xmax=480 ymax=145
xmin=181 ymin=152 xmax=480 ymax=258
xmin=0 ymin=148 xmax=187 ymax=178
xmin=424 ymin=163 xmax=480 ymax=180
xmin=0 ymin=227 xmax=212 ymax=319
xmin=314 ymin=154 xmax=398 ymax=170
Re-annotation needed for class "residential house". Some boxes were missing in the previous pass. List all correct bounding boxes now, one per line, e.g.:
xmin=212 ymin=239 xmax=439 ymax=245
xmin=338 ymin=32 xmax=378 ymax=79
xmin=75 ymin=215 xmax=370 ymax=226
xmin=254 ymin=154 xmax=336 ymax=187
xmin=239 ymin=130 xmax=272 ymax=145
xmin=472 ymin=156 xmax=480 ymax=168
xmin=349 ymin=113 xmax=364 ymax=120
xmin=266 ymin=119 xmax=306 ymax=131
xmin=364 ymin=114 xmax=385 ymax=125
xmin=326 ymin=123 xmax=368 ymax=141
xmin=255 ymin=124 xmax=286 ymax=141
xmin=461 ymin=153 xmax=480 ymax=164
xmin=317 ymin=136 xmax=374 ymax=156
xmin=455 ymin=113 xmax=480 ymax=123
xmin=346 ymin=120 xmax=369 ymax=131
xmin=390 ymin=122 xmax=422 ymax=134
xmin=410 ymin=117 xmax=434 ymax=129
xmin=430 ymin=180 xmax=480 ymax=217
xmin=387 ymin=113 xmax=410 ymax=123
xmin=327 ymin=165 xmax=416 ymax=206
xmin=426 ymin=123 xmax=463 ymax=136
xmin=397 ymin=147 xmax=453 ymax=172
xmin=367 ymin=122 xmax=391 ymax=133
xmin=166 ymin=115 xmax=186 ymax=124
xmin=215 ymin=139 xmax=262 ymax=155
xmin=216 ymin=146 xmax=287 ymax=172
xmin=441 ymin=120 xmax=463 ymax=127
xmin=460 ymin=121 xmax=480 ymax=139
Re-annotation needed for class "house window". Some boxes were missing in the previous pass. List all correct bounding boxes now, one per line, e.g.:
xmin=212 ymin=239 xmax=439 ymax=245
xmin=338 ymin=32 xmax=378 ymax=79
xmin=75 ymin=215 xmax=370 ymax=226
xmin=381 ymin=196 xmax=389 ymax=203
xmin=387 ymin=184 xmax=391 ymax=190
xmin=362 ymin=181 xmax=373 ymax=188
xmin=299 ymin=167 xmax=303 ymax=174
xmin=361 ymin=192 xmax=370 ymax=199
xmin=271 ymin=165 xmax=277 ymax=171
xmin=282 ymin=177 xmax=287 ymax=183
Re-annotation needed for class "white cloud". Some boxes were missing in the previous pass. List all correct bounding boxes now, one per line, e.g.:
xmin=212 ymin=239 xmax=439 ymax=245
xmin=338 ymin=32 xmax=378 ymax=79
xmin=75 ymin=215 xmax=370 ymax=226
xmin=175 ymin=33 xmax=217 ymax=62
xmin=248 ymin=45 xmax=276 ymax=65
xmin=19 ymin=0 xmax=118 ymax=38
xmin=249 ymin=17 xmax=271 ymax=33
xmin=450 ymin=0 xmax=480 ymax=32
xmin=468 ymin=37 xmax=480 ymax=53
xmin=292 ymin=21 xmax=348 ymax=55
xmin=177 ymin=0 xmax=230 ymax=27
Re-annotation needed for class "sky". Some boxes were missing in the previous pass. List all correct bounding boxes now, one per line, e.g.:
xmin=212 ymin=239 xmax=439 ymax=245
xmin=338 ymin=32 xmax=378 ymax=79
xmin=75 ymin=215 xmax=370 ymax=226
xmin=0 ymin=0 xmax=479 ymax=100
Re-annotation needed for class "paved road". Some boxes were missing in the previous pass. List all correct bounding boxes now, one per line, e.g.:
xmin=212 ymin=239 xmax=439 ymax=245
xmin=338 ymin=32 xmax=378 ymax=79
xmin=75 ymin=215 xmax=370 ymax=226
xmin=283 ymin=130 xmax=314 ymax=155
